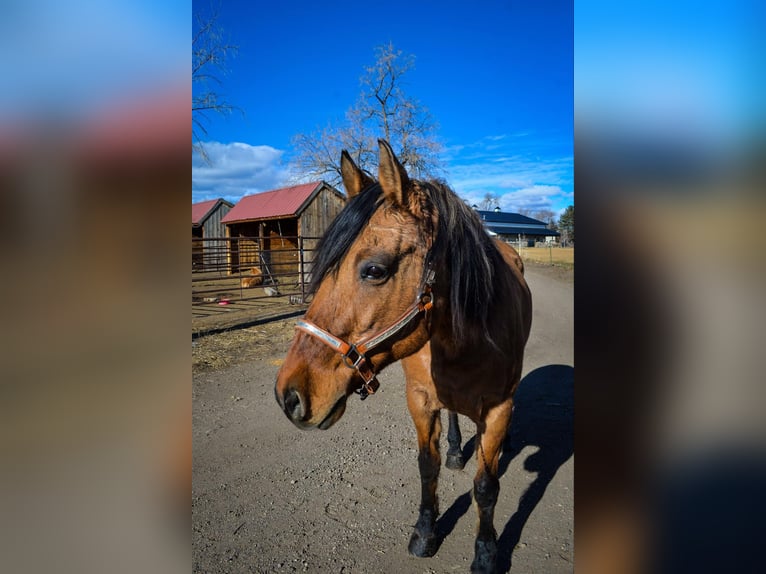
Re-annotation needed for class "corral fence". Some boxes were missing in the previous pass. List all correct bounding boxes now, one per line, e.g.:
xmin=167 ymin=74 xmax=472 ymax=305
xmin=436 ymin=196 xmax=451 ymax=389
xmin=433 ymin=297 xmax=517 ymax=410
xmin=192 ymin=235 xmax=573 ymax=325
xmin=192 ymin=236 xmax=321 ymax=313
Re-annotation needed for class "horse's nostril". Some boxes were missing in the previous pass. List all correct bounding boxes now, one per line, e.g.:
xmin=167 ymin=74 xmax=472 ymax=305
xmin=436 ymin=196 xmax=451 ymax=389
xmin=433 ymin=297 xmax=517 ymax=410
xmin=283 ymin=387 xmax=305 ymax=421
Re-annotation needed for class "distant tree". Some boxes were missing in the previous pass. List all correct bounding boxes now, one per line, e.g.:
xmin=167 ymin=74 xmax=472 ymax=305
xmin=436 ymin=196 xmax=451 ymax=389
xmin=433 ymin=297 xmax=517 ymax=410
xmin=356 ymin=43 xmax=442 ymax=177
xmin=478 ymin=193 xmax=500 ymax=210
xmin=558 ymin=205 xmax=574 ymax=243
xmin=290 ymin=119 xmax=372 ymax=186
xmin=532 ymin=209 xmax=557 ymax=228
xmin=291 ymin=42 xmax=442 ymax=188
xmin=193 ymin=4 xmax=238 ymax=162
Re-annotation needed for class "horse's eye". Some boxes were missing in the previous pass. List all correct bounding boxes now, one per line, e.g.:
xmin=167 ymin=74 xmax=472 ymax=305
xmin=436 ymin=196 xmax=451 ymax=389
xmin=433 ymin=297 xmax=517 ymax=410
xmin=362 ymin=264 xmax=388 ymax=281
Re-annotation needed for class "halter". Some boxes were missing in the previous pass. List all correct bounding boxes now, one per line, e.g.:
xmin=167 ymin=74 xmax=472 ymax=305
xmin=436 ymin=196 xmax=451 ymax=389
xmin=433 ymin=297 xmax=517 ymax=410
xmin=295 ymin=265 xmax=436 ymax=400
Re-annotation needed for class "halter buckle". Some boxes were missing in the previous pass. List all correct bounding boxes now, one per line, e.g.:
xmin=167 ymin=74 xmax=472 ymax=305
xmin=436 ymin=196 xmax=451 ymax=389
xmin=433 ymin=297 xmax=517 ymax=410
xmin=342 ymin=345 xmax=364 ymax=370
xmin=423 ymin=267 xmax=436 ymax=287
xmin=354 ymin=377 xmax=380 ymax=400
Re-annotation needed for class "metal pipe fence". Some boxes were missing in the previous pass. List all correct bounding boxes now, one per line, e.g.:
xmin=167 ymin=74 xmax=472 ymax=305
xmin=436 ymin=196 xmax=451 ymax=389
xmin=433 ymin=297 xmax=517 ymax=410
xmin=192 ymin=236 xmax=320 ymax=308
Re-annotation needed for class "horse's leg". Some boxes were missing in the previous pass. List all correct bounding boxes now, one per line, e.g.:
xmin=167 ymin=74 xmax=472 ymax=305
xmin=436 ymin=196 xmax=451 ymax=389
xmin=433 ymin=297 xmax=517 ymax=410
xmin=445 ymin=410 xmax=465 ymax=470
xmin=405 ymin=386 xmax=442 ymax=557
xmin=471 ymin=400 xmax=513 ymax=574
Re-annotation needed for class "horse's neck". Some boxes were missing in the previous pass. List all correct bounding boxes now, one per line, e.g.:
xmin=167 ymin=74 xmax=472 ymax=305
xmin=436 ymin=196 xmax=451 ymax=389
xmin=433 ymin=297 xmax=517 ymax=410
xmin=428 ymin=269 xmax=530 ymax=361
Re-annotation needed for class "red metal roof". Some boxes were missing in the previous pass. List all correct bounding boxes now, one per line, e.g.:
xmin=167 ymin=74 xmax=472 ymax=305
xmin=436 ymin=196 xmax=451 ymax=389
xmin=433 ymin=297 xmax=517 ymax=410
xmin=192 ymin=199 xmax=219 ymax=224
xmin=221 ymin=182 xmax=323 ymax=223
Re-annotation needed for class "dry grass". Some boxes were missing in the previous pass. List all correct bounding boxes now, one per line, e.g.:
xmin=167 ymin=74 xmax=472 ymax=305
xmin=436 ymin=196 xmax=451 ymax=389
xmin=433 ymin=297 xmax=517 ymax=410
xmin=519 ymin=246 xmax=574 ymax=268
xmin=192 ymin=318 xmax=296 ymax=372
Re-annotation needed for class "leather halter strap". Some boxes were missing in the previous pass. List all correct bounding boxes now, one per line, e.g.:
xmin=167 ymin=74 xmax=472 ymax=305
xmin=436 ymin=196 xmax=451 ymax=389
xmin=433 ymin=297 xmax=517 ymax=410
xmin=295 ymin=267 xmax=435 ymax=400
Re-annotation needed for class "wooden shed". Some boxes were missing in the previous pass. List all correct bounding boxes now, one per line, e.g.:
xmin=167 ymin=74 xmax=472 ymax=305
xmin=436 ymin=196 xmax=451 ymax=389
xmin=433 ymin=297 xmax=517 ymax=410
xmin=192 ymin=198 xmax=233 ymax=269
xmin=221 ymin=181 xmax=345 ymax=282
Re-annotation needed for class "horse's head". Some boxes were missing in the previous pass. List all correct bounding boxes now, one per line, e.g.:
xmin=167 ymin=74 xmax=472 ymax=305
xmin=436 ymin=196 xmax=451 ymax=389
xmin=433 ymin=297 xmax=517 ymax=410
xmin=275 ymin=140 xmax=435 ymax=429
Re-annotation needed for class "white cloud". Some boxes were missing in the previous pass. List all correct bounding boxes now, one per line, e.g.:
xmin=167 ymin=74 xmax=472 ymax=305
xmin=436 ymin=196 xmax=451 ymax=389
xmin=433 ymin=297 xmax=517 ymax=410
xmin=443 ymin=132 xmax=573 ymax=214
xmin=497 ymin=185 xmax=573 ymax=213
xmin=192 ymin=141 xmax=291 ymax=202
xmin=461 ymin=184 xmax=572 ymax=214
xmin=191 ymin=135 xmax=574 ymax=216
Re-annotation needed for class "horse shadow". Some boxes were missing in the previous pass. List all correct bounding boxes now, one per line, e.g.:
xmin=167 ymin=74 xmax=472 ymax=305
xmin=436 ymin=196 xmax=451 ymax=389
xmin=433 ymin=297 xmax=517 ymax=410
xmin=436 ymin=364 xmax=574 ymax=572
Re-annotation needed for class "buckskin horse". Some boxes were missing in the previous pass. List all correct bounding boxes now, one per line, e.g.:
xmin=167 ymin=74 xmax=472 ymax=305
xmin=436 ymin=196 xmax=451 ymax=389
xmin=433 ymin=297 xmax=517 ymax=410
xmin=275 ymin=140 xmax=532 ymax=573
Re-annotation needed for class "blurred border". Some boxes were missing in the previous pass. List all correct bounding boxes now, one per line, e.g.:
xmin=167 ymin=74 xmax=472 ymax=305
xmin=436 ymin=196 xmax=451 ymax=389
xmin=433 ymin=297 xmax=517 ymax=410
xmin=4 ymin=1 xmax=765 ymax=573
xmin=0 ymin=2 xmax=189 ymax=573
xmin=575 ymin=2 xmax=765 ymax=573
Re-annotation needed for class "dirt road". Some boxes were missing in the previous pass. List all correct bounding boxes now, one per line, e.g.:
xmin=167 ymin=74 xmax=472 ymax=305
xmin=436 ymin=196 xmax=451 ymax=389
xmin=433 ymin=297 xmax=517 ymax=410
xmin=193 ymin=263 xmax=573 ymax=573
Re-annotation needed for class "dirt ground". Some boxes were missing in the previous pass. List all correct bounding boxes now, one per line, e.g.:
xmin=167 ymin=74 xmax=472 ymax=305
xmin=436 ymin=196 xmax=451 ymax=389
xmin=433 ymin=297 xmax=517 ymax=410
xmin=192 ymin=262 xmax=573 ymax=573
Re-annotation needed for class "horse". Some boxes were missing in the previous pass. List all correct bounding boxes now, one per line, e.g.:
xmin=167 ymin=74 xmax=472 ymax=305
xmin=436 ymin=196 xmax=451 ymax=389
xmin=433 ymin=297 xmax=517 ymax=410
xmin=274 ymin=140 xmax=532 ymax=573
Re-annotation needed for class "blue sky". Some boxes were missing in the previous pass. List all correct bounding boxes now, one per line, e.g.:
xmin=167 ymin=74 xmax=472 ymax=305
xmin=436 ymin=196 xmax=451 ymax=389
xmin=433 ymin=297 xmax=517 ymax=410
xmin=1 ymin=0 xmax=187 ymax=117
xmin=192 ymin=0 xmax=573 ymax=215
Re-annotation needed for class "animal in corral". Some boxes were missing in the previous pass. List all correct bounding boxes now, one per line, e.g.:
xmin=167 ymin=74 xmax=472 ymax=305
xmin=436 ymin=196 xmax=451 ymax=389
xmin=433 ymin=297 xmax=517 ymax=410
xmin=240 ymin=267 xmax=263 ymax=288
xmin=274 ymin=140 xmax=532 ymax=573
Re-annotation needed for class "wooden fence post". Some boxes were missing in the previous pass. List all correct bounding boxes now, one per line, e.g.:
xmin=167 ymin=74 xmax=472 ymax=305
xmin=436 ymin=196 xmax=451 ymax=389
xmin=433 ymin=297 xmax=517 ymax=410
xmin=298 ymin=235 xmax=305 ymax=304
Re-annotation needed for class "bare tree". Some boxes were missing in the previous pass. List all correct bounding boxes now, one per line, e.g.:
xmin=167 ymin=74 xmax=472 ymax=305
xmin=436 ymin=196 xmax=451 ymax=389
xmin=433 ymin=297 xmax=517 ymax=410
xmin=532 ymin=209 xmax=557 ymax=227
xmin=478 ymin=193 xmax=500 ymax=210
xmin=193 ymin=4 xmax=238 ymax=162
xmin=356 ymin=43 xmax=442 ymax=177
xmin=291 ymin=43 xmax=442 ymax=189
xmin=290 ymin=117 xmax=375 ymax=187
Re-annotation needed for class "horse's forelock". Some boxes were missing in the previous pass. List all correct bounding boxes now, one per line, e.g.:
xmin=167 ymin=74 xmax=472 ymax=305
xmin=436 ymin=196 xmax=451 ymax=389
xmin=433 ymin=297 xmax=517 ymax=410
xmin=308 ymin=183 xmax=383 ymax=294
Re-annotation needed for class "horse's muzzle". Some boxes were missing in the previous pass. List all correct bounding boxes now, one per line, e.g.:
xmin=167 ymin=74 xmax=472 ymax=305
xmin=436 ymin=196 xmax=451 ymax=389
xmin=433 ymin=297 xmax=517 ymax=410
xmin=317 ymin=395 xmax=347 ymax=430
xmin=275 ymin=382 xmax=347 ymax=430
xmin=282 ymin=387 xmax=305 ymax=421
xmin=275 ymin=384 xmax=310 ymax=428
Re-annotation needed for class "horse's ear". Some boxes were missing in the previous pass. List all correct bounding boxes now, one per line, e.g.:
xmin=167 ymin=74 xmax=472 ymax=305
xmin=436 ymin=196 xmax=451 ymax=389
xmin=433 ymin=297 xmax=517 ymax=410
xmin=340 ymin=150 xmax=373 ymax=199
xmin=377 ymin=139 xmax=410 ymax=207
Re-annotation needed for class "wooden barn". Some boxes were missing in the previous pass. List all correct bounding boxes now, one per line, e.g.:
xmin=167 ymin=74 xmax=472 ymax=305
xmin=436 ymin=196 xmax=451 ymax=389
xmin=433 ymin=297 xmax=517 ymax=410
xmin=192 ymin=198 xmax=233 ymax=269
xmin=221 ymin=181 xmax=345 ymax=282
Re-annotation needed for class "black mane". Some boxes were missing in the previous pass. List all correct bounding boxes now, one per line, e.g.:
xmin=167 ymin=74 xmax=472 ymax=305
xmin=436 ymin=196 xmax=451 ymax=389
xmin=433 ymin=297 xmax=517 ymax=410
xmin=308 ymin=183 xmax=383 ymax=294
xmin=308 ymin=179 xmax=503 ymax=344
xmin=427 ymin=180 xmax=504 ymax=344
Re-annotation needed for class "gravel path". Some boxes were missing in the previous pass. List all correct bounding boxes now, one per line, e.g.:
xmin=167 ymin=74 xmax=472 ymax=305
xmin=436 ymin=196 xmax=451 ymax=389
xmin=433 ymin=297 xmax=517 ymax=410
xmin=193 ymin=263 xmax=573 ymax=573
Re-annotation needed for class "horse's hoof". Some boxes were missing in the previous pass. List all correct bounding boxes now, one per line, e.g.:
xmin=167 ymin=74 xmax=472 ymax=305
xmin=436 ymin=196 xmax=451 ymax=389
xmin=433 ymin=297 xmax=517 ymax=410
xmin=470 ymin=537 xmax=498 ymax=573
xmin=408 ymin=529 xmax=439 ymax=557
xmin=446 ymin=452 xmax=465 ymax=470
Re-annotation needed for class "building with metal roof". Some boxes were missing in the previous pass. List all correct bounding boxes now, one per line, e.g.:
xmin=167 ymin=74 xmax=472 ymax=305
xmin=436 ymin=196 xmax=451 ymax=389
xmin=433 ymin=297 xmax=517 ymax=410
xmin=221 ymin=181 xmax=345 ymax=278
xmin=476 ymin=209 xmax=560 ymax=244
xmin=192 ymin=198 xmax=233 ymax=269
